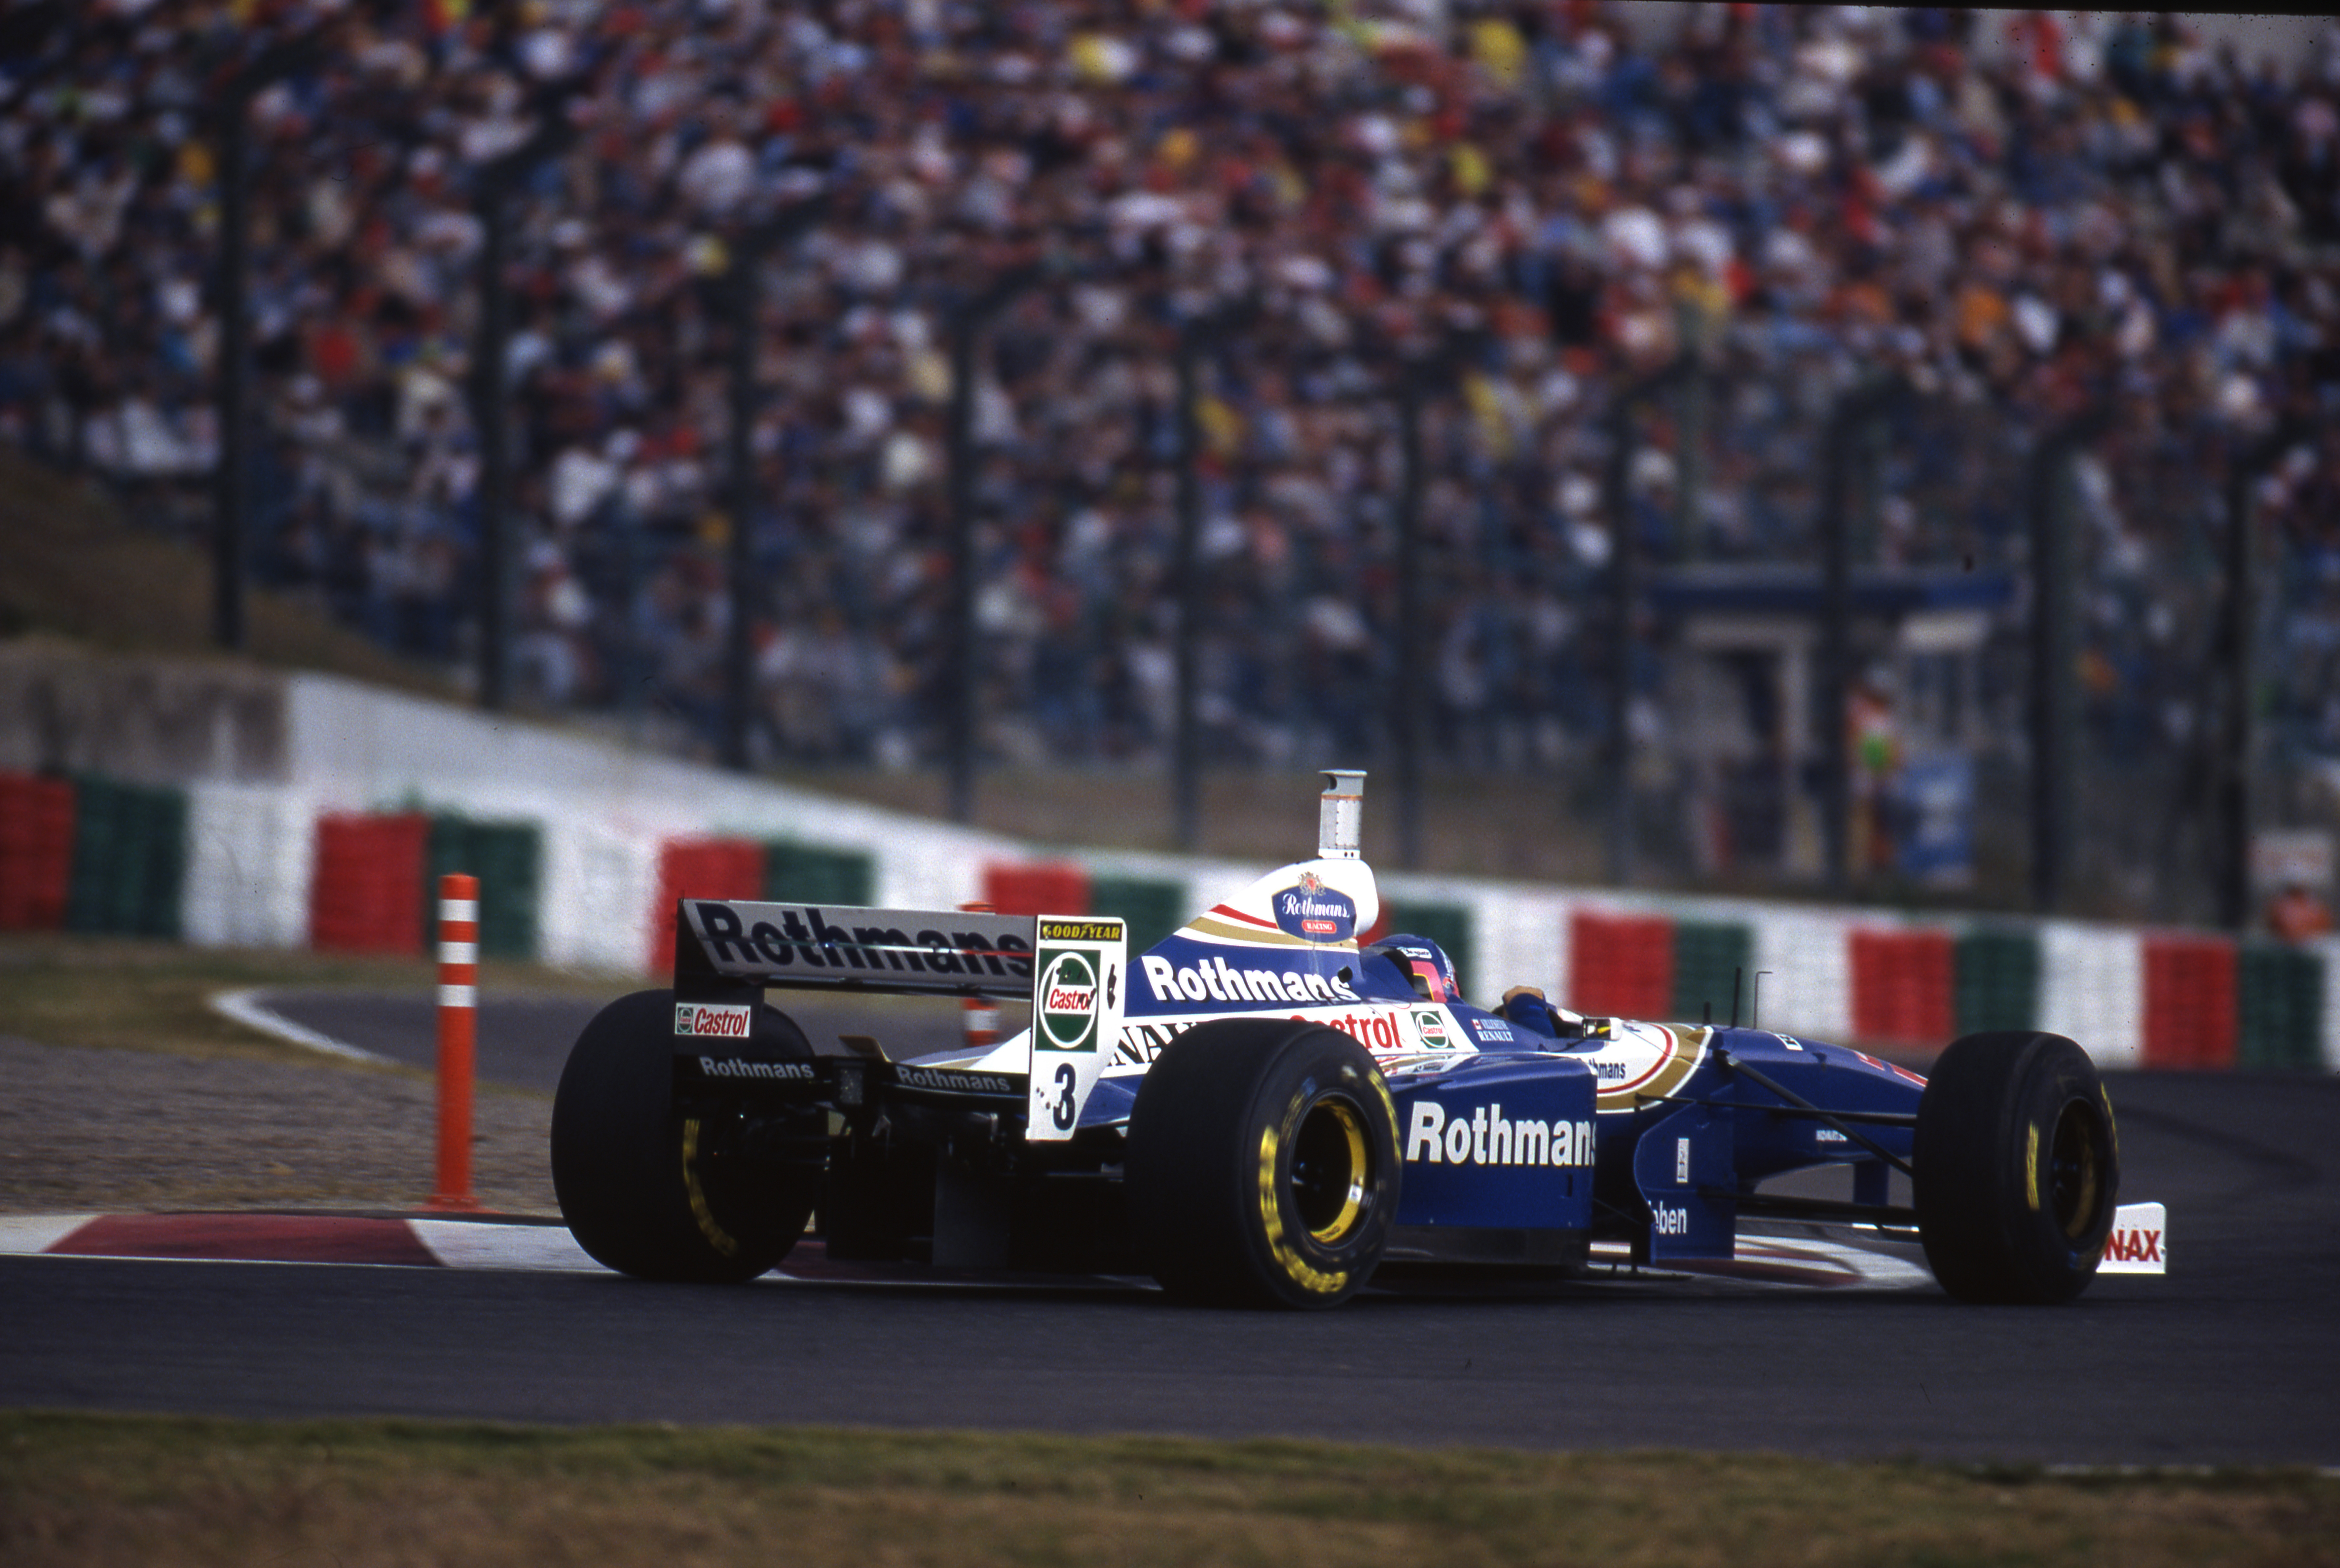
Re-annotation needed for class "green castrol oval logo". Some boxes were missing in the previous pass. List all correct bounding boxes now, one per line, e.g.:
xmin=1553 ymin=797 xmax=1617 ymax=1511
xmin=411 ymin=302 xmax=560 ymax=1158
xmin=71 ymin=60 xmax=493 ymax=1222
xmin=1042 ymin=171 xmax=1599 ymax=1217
xmin=1038 ymin=951 xmax=1100 ymax=1050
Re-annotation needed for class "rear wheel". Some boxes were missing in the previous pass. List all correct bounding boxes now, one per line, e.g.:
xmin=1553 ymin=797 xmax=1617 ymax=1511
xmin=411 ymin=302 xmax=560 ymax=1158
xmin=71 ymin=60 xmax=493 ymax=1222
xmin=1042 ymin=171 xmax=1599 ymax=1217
xmin=1914 ymin=1031 xmax=2119 ymax=1303
xmin=1126 ymin=1018 xmax=1400 ymax=1309
xmin=551 ymin=989 xmax=823 ymax=1282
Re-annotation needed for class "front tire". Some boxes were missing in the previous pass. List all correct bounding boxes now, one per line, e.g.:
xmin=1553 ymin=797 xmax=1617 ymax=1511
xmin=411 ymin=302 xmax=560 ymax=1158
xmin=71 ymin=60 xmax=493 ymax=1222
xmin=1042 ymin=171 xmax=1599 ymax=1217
xmin=1126 ymin=1018 xmax=1400 ymax=1309
xmin=1914 ymin=1030 xmax=2120 ymax=1303
xmin=551 ymin=989 xmax=822 ymax=1283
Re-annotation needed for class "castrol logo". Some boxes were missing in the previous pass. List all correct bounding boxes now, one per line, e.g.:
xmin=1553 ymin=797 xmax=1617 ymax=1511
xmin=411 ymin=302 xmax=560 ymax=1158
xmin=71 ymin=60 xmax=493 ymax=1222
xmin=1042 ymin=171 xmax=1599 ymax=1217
xmin=674 ymin=1002 xmax=753 ymax=1038
xmin=1037 ymin=952 xmax=1100 ymax=1051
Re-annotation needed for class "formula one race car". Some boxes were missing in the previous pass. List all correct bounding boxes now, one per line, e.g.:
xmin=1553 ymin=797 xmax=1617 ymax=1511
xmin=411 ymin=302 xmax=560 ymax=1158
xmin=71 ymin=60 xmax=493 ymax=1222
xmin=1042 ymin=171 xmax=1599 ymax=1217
xmin=552 ymin=772 xmax=2164 ymax=1308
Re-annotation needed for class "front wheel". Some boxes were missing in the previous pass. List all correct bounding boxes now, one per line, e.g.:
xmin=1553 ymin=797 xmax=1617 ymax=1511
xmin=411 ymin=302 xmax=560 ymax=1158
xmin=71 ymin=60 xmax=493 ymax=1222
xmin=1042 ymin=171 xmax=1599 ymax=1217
xmin=1913 ymin=1031 xmax=2120 ymax=1303
xmin=550 ymin=989 xmax=823 ymax=1283
xmin=1126 ymin=1018 xmax=1401 ymax=1309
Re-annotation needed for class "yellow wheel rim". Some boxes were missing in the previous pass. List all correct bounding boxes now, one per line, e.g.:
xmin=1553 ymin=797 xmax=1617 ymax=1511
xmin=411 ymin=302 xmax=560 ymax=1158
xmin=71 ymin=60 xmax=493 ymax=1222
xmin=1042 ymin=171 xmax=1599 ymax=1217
xmin=1292 ymin=1098 xmax=1372 ymax=1246
xmin=2050 ymin=1100 xmax=2102 ymax=1241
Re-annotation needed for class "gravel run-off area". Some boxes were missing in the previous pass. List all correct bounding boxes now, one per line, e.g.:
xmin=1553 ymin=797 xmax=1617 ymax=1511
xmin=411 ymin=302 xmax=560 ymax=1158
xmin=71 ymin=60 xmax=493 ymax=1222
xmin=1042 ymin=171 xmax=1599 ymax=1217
xmin=0 ymin=1035 xmax=558 ymax=1217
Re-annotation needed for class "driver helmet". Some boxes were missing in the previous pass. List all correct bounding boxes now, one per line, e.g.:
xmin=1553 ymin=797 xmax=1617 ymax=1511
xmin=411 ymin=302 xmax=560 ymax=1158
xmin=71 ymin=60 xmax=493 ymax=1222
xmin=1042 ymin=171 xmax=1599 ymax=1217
xmin=1363 ymin=934 xmax=1459 ymax=1003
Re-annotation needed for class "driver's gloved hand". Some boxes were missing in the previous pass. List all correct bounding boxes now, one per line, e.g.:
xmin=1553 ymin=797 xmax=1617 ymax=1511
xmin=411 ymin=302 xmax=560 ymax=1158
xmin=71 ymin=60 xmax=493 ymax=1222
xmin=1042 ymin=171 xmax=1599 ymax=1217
xmin=1499 ymin=985 xmax=1574 ymax=1039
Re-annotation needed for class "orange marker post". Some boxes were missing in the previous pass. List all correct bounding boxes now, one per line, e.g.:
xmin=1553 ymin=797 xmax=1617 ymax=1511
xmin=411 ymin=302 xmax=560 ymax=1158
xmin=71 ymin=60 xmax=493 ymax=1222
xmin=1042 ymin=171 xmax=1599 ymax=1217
xmin=959 ymin=900 xmax=999 ymax=1051
xmin=428 ymin=873 xmax=484 ymax=1212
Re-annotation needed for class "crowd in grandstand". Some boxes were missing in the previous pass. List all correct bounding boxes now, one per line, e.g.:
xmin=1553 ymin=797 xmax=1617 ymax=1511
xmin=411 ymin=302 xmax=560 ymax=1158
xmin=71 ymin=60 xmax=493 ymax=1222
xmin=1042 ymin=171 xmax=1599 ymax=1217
xmin=3 ymin=1 xmax=2338 ymax=836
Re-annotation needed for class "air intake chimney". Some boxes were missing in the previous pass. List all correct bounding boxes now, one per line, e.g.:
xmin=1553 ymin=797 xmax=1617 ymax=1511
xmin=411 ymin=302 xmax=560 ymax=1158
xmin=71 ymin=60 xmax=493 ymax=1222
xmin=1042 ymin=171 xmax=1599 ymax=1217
xmin=1318 ymin=770 xmax=1366 ymax=859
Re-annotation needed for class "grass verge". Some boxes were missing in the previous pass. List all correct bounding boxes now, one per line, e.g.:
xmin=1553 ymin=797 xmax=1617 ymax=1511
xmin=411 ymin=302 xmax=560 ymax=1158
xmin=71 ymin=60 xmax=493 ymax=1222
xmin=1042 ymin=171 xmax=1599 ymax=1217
xmin=2 ymin=1412 xmax=2333 ymax=1568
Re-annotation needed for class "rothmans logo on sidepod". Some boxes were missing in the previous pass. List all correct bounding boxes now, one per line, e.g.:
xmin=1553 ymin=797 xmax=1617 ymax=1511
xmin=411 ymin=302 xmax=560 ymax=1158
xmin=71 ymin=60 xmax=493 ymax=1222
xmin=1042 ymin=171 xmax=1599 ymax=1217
xmin=1037 ymin=951 xmax=1101 ymax=1051
xmin=1405 ymin=1100 xmax=1595 ymax=1168
xmin=1274 ymin=870 xmax=1356 ymax=943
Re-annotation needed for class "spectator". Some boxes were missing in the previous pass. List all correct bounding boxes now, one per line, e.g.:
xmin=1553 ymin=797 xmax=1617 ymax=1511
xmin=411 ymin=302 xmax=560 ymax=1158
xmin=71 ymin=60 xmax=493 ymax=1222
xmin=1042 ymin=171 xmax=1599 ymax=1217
xmin=2267 ymin=880 xmax=2334 ymax=944
xmin=0 ymin=0 xmax=2333 ymax=845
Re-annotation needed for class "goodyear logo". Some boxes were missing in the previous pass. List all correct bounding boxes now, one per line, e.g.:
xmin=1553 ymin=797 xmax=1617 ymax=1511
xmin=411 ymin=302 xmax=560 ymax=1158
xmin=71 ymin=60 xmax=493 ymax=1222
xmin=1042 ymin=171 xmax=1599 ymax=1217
xmin=1040 ymin=919 xmax=1123 ymax=943
xmin=1036 ymin=950 xmax=1101 ymax=1051
xmin=1405 ymin=1100 xmax=1594 ymax=1168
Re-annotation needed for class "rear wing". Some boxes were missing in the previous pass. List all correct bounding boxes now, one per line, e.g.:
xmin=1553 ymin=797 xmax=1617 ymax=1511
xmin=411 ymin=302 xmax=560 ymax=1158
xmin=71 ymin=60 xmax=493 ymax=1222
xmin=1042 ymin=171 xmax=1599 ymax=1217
xmin=672 ymin=898 xmax=1124 ymax=1142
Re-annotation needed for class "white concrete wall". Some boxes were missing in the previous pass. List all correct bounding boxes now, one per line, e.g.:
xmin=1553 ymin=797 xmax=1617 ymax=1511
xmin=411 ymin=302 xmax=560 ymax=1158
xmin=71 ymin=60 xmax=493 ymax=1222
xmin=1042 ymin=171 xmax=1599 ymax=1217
xmin=1747 ymin=905 xmax=1856 ymax=1042
xmin=149 ymin=674 xmax=2338 ymax=1069
xmin=279 ymin=674 xmax=1023 ymax=968
xmin=182 ymin=783 xmax=316 ymax=950
xmin=2037 ymin=922 xmax=2145 ymax=1071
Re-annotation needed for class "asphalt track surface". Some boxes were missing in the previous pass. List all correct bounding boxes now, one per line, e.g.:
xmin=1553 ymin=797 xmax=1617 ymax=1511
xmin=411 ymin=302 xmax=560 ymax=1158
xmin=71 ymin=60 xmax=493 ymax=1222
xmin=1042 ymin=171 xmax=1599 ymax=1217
xmin=4 ymin=991 xmax=2334 ymax=1463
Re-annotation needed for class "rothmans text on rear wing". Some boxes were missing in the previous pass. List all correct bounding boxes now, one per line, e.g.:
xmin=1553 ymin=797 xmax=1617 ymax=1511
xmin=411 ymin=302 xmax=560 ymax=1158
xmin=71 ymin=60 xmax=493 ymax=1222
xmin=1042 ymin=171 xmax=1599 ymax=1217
xmin=671 ymin=899 xmax=1124 ymax=1142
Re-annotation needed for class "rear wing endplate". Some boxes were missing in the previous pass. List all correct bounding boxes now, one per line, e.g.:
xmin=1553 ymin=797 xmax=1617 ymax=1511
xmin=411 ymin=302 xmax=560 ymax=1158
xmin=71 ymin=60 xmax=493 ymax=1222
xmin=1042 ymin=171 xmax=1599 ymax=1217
xmin=672 ymin=899 xmax=1124 ymax=1141
xmin=1024 ymin=916 xmax=1125 ymax=1142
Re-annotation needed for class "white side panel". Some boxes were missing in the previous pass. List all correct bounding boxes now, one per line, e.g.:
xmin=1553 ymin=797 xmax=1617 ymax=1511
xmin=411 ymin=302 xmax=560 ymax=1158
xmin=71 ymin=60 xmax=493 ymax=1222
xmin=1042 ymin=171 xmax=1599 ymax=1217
xmin=1466 ymin=884 xmax=1569 ymax=1006
xmin=1750 ymin=906 xmax=1853 ymax=1040
xmin=1179 ymin=859 xmax=1290 ymax=926
xmin=874 ymin=838 xmax=985 ymax=915
xmin=2037 ymin=922 xmax=2143 ymax=1070
xmin=181 ymin=783 xmax=314 ymax=949
xmin=1549 ymin=896 xmax=1575 ymax=1011
xmin=538 ymin=818 xmax=661 ymax=974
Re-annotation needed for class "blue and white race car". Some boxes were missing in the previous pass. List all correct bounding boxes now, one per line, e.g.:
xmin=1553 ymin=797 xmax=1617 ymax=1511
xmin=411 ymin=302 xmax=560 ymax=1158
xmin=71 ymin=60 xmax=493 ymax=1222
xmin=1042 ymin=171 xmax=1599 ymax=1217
xmin=552 ymin=772 xmax=2164 ymax=1308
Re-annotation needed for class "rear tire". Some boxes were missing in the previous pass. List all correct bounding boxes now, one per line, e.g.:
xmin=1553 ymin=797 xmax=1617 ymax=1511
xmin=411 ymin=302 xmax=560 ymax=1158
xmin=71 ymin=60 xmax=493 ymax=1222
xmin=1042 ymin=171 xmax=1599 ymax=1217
xmin=1914 ymin=1031 xmax=2119 ymax=1303
xmin=1126 ymin=1018 xmax=1400 ymax=1309
xmin=551 ymin=989 xmax=822 ymax=1283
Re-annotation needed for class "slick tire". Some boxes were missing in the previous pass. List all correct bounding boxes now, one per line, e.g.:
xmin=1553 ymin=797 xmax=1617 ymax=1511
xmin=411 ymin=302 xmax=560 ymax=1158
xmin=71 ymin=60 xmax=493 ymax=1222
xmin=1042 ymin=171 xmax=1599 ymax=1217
xmin=1126 ymin=1018 xmax=1400 ymax=1310
xmin=1913 ymin=1030 xmax=2120 ymax=1304
xmin=551 ymin=988 xmax=820 ymax=1283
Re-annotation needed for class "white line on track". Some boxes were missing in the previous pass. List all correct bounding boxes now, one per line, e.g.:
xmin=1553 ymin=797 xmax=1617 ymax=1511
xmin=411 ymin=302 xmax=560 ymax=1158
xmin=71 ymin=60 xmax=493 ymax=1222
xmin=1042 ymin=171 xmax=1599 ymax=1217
xmin=209 ymin=988 xmax=395 ymax=1065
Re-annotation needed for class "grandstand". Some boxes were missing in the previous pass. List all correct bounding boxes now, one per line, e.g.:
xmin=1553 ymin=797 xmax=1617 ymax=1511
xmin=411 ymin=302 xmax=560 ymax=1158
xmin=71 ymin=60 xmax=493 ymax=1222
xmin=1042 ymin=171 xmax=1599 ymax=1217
xmin=2 ymin=2 xmax=2336 ymax=925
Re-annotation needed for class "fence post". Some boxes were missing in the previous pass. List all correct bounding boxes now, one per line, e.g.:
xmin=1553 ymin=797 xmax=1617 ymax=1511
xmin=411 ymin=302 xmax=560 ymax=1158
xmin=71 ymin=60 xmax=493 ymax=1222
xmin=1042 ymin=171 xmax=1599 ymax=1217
xmin=211 ymin=90 xmax=249 ymax=654
xmin=1817 ymin=373 xmax=1916 ymax=893
xmin=470 ymin=93 xmax=579 ymax=713
xmin=2218 ymin=454 xmax=2256 ymax=931
xmin=2214 ymin=419 xmax=2308 ymax=931
xmin=1173 ymin=323 xmax=1204 ymax=852
xmin=2026 ymin=410 xmax=2107 ymax=915
xmin=1394 ymin=366 xmax=1426 ymax=871
xmin=1601 ymin=376 xmax=1647 ymax=888
xmin=1817 ymin=392 xmax=1858 ymax=894
xmin=722 ymin=194 xmax=830 ymax=773
xmin=429 ymin=872 xmax=483 ymax=1212
xmin=210 ymin=31 xmax=326 ymax=653
xmin=946 ymin=264 xmax=1042 ymax=826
